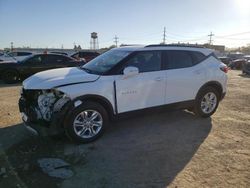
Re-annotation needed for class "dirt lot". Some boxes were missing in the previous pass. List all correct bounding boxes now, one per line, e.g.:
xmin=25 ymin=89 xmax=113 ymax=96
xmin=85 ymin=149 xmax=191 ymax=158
xmin=0 ymin=70 xmax=249 ymax=188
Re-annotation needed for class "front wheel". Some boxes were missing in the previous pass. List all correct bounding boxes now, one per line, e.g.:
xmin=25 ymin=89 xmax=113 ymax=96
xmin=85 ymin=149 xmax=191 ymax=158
xmin=64 ymin=101 xmax=108 ymax=143
xmin=194 ymin=87 xmax=220 ymax=118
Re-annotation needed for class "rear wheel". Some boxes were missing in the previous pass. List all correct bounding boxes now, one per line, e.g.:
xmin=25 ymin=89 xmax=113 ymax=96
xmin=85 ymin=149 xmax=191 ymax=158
xmin=194 ymin=87 xmax=220 ymax=118
xmin=65 ymin=101 xmax=108 ymax=143
xmin=2 ymin=70 xmax=20 ymax=84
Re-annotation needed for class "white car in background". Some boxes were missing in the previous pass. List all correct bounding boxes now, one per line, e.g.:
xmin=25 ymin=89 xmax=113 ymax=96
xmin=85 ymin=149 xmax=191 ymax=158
xmin=0 ymin=52 xmax=17 ymax=62
xmin=0 ymin=51 xmax=33 ymax=62
xmin=19 ymin=45 xmax=228 ymax=143
xmin=8 ymin=51 xmax=33 ymax=61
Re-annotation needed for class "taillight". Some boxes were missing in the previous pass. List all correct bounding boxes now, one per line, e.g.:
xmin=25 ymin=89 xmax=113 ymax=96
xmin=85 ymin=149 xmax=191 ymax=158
xmin=220 ymin=66 xmax=229 ymax=73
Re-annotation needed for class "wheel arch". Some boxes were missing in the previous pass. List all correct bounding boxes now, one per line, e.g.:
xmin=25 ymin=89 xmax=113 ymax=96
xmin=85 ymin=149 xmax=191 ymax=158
xmin=72 ymin=94 xmax=115 ymax=119
xmin=196 ymin=81 xmax=223 ymax=100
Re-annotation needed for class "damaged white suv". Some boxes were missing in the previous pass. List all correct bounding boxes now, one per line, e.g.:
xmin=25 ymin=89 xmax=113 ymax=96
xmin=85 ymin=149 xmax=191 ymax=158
xmin=19 ymin=45 xmax=228 ymax=143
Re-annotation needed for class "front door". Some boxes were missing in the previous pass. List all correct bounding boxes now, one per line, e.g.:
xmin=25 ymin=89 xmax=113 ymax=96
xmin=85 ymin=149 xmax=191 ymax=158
xmin=115 ymin=51 xmax=166 ymax=113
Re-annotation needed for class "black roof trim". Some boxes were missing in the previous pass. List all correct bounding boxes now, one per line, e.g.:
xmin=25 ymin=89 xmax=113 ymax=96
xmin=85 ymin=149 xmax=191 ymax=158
xmin=145 ymin=44 xmax=206 ymax=48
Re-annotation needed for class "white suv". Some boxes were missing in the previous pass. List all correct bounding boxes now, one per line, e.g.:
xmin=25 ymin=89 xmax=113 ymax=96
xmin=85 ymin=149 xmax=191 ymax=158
xmin=19 ymin=45 xmax=228 ymax=143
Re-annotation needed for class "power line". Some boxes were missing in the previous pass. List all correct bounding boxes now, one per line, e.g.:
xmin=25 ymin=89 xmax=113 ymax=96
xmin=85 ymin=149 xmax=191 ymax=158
xmin=120 ymin=31 xmax=162 ymax=40
xmin=215 ymin=37 xmax=250 ymax=41
xmin=114 ymin=35 xmax=119 ymax=47
xmin=216 ymin=31 xmax=250 ymax=38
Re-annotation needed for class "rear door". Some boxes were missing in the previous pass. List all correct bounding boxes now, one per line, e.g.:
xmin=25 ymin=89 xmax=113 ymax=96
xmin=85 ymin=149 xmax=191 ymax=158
xmin=163 ymin=50 xmax=207 ymax=104
xmin=115 ymin=51 xmax=166 ymax=113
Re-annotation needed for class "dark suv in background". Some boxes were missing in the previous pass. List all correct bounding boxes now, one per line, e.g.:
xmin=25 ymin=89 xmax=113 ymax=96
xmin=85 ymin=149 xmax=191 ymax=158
xmin=0 ymin=54 xmax=84 ymax=83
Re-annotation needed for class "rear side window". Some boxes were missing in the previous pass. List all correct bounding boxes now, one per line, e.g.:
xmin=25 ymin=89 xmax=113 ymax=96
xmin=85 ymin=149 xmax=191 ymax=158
xmin=44 ymin=55 xmax=71 ymax=63
xmin=8 ymin=52 xmax=17 ymax=56
xmin=165 ymin=51 xmax=193 ymax=69
xmin=26 ymin=55 xmax=43 ymax=64
xmin=79 ymin=52 xmax=91 ymax=57
xmin=191 ymin=51 xmax=206 ymax=65
xmin=17 ymin=52 xmax=32 ymax=56
xmin=79 ymin=52 xmax=86 ymax=58
xmin=210 ymin=52 xmax=220 ymax=61
xmin=71 ymin=52 xmax=79 ymax=59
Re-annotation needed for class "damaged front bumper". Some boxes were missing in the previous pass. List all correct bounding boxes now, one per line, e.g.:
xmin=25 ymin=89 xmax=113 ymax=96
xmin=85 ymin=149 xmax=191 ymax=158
xmin=18 ymin=90 xmax=72 ymax=137
xmin=21 ymin=112 xmax=39 ymax=135
xmin=19 ymin=97 xmax=47 ymax=136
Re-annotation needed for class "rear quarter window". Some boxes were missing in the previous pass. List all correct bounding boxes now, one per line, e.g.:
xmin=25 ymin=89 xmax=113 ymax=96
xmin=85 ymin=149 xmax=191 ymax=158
xmin=165 ymin=50 xmax=193 ymax=69
xmin=191 ymin=51 xmax=206 ymax=65
xmin=210 ymin=52 xmax=220 ymax=61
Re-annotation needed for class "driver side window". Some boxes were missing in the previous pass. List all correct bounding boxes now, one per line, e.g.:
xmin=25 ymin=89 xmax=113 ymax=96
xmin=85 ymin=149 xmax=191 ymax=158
xmin=26 ymin=56 xmax=43 ymax=64
xmin=125 ymin=51 xmax=162 ymax=73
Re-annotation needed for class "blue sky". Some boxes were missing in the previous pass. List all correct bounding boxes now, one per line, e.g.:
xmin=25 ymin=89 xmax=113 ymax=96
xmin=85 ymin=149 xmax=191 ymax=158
xmin=0 ymin=0 xmax=250 ymax=49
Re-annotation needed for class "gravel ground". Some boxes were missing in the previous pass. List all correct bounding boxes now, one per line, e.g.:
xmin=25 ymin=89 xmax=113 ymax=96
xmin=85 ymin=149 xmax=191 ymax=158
xmin=0 ymin=70 xmax=249 ymax=188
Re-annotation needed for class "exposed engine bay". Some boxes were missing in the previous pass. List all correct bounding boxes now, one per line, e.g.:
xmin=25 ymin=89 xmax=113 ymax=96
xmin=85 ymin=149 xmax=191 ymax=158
xmin=20 ymin=89 xmax=70 ymax=124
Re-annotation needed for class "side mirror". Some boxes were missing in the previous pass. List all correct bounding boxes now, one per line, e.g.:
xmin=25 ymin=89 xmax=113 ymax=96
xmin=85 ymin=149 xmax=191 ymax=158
xmin=123 ymin=66 xmax=139 ymax=78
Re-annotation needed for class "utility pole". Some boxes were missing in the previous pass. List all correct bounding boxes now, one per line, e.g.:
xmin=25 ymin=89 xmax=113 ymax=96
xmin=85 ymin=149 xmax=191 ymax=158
xmin=163 ymin=27 xmax=166 ymax=44
xmin=208 ymin=32 xmax=214 ymax=45
xmin=10 ymin=42 xmax=14 ymax=51
xmin=114 ymin=35 xmax=119 ymax=47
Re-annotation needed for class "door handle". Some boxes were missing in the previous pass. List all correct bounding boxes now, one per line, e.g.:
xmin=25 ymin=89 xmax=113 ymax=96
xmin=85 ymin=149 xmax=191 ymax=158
xmin=154 ymin=77 xmax=163 ymax=81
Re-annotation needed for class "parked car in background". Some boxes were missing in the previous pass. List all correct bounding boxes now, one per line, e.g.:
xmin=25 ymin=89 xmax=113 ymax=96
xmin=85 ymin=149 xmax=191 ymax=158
xmin=219 ymin=56 xmax=232 ymax=65
xmin=0 ymin=52 xmax=17 ymax=62
xmin=71 ymin=51 xmax=100 ymax=62
xmin=50 ymin=51 xmax=68 ymax=56
xmin=242 ymin=60 xmax=250 ymax=75
xmin=8 ymin=51 xmax=33 ymax=61
xmin=243 ymin=55 xmax=250 ymax=61
xmin=0 ymin=53 xmax=84 ymax=83
xmin=227 ymin=52 xmax=244 ymax=60
xmin=228 ymin=59 xmax=247 ymax=70
xmin=19 ymin=45 xmax=228 ymax=143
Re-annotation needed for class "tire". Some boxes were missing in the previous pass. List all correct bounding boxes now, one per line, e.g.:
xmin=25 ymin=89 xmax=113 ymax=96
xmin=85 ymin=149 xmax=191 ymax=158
xmin=2 ymin=69 xmax=20 ymax=84
xmin=64 ymin=101 xmax=108 ymax=143
xmin=194 ymin=86 xmax=220 ymax=118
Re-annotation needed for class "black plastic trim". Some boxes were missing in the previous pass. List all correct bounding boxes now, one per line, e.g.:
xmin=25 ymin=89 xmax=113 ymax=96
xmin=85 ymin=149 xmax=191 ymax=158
xmin=72 ymin=94 xmax=115 ymax=116
xmin=196 ymin=81 xmax=223 ymax=100
xmin=113 ymin=81 xmax=118 ymax=114
xmin=114 ymin=100 xmax=195 ymax=119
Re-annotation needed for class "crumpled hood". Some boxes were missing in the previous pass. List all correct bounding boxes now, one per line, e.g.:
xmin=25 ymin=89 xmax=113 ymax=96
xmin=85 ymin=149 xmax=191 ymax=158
xmin=23 ymin=67 xmax=100 ymax=89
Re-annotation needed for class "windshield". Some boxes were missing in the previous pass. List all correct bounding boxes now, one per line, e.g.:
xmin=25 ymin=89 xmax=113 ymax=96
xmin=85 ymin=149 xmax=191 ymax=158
xmin=82 ymin=49 xmax=131 ymax=74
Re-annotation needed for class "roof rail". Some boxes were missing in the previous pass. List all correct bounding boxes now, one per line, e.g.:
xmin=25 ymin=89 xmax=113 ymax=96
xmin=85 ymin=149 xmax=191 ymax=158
xmin=120 ymin=44 xmax=143 ymax=47
xmin=145 ymin=44 xmax=206 ymax=48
